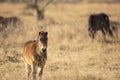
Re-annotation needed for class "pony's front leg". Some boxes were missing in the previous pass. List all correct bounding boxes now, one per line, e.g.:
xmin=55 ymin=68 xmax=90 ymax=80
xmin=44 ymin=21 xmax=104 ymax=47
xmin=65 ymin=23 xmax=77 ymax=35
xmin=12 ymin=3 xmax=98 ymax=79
xmin=38 ymin=66 xmax=44 ymax=80
xmin=32 ymin=63 xmax=37 ymax=80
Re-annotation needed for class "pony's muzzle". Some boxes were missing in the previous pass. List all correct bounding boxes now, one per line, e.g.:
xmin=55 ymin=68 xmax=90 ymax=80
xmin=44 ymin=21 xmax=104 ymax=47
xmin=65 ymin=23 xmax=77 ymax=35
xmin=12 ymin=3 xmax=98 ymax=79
xmin=42 ymin=48 xmax=46 ymax=52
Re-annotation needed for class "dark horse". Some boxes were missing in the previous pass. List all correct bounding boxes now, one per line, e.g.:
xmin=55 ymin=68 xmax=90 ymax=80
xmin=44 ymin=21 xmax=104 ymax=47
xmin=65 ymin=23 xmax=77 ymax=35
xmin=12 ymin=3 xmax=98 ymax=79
xmin=88 ymin=13 xmax=113 ymax=41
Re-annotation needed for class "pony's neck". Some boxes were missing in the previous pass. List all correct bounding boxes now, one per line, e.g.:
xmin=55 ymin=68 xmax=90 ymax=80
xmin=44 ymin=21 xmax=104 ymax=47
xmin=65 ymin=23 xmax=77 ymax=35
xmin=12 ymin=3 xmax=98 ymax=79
xmin=35 ymin=36 xmax=41 ymax=54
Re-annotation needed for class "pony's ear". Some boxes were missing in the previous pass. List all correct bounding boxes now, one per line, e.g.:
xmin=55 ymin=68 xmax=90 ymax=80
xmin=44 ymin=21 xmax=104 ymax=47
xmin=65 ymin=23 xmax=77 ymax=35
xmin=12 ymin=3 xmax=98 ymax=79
xmin=39 ymin=32 xmax=41 ymax=35
xmin=45 ymin=32 xmax=48 ymax=36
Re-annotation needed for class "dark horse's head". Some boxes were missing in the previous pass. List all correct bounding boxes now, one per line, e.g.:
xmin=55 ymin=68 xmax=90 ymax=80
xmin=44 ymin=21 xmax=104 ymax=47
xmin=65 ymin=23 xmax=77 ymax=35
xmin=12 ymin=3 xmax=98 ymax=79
xmin=38 ymin=31 xmax=48 ymax=53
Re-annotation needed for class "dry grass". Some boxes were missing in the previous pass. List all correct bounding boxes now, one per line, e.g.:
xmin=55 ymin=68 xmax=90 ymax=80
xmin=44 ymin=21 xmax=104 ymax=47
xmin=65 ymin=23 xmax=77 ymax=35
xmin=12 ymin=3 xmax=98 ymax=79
xmin=0 ymin=3 xmax=120 ymax=80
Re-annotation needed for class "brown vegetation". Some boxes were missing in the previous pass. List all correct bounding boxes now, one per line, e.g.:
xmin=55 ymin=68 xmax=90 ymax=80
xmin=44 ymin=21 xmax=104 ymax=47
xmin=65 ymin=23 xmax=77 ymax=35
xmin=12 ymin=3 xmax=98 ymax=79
xmin=0 ymin=3 xmax=120 ymax=80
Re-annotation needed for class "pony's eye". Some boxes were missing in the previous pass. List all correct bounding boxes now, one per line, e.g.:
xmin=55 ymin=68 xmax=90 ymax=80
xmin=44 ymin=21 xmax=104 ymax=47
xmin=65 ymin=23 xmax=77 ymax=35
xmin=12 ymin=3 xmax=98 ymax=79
xmin=40 ymin=38 xmax=43 ymax=41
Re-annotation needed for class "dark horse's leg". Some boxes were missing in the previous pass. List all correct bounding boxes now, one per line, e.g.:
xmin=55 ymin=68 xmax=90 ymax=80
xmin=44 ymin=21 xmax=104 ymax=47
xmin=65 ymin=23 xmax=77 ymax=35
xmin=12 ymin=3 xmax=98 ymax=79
xmin=88 ymin=28 xmax=95 ymax=41
xmin=104 ymin=14 xmax=113 ymax=37
xmin=101 ymin=28 xmax=106 ymax=42
xmin=107 ymin=28 xmax=113 ymax=37
xmin=104 ymin=24 xmax=113 ymax=37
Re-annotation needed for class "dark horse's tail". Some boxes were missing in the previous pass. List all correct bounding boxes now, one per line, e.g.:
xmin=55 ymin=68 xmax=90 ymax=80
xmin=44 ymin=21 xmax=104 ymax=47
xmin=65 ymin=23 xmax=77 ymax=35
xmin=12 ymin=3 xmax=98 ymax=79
xmin=102 ymin=13 xmax=113 ymax=37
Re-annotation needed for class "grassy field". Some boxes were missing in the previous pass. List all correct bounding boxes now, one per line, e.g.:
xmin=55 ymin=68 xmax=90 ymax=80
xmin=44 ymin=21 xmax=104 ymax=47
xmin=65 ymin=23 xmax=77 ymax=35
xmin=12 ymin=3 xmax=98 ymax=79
xmin=0 ymin=3 xmax=120 ymax=80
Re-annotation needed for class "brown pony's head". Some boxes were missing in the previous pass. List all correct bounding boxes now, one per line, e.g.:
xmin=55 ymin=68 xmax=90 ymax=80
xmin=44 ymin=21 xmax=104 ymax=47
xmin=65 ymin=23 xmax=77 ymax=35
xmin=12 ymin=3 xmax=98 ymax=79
xmin=37 ymin=31 xmax=48 ymax=53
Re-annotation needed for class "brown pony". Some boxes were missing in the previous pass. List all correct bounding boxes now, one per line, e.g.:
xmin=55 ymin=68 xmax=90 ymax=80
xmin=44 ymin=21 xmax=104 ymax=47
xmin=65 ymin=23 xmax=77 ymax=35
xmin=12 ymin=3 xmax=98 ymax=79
xmin=23 ymin=31 xmax=48 ymax=80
